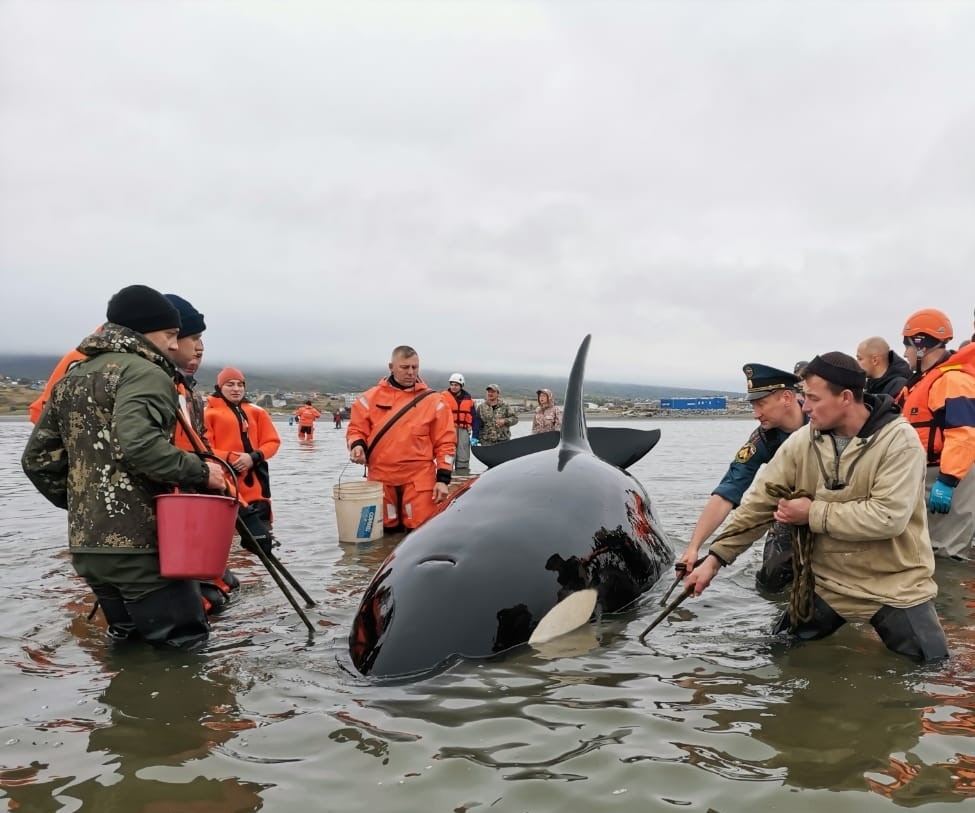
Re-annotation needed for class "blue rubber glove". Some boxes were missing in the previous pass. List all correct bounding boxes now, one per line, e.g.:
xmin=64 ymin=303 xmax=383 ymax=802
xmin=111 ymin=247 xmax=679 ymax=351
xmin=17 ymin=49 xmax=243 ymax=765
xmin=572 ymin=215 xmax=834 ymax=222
xmin=470 ymin=437 xmax=479 ymax=446
xmin=928 ymin=480 xmax=954 ymax=514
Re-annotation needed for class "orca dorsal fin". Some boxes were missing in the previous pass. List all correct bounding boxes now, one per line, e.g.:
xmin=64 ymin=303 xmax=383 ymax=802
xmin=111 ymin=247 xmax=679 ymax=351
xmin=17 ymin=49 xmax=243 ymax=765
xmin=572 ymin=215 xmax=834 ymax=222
xmin=559 ymin=335 xmax=593 ymax=464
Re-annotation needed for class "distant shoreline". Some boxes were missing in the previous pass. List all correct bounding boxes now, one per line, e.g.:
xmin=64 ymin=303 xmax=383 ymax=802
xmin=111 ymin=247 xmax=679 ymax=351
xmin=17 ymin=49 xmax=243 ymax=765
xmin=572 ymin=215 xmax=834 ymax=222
xmin=2 ymin=411 xmax=754 ymax=423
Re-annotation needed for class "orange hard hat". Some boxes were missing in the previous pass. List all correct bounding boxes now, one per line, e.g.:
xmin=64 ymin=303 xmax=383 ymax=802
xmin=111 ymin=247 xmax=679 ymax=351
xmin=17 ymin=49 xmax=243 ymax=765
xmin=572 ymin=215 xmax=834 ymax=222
xmin=902 ymin=308 xmax=953 ymax=343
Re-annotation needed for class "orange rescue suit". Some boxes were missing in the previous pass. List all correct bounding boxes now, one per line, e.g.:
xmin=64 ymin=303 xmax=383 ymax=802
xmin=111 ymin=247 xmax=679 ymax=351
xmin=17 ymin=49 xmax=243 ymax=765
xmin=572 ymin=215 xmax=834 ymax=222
xmin=294 ymin=404 xmax=321 ymax=427
xmin=205 ymin=395 xmax=281 ymax=507
xmin=897 ymin=344 xmax=975 ymax=484
xmin=347 ymin=377 xmax=456 ymax=529
xmin=29 ymin=349 xmax=88 ymax=423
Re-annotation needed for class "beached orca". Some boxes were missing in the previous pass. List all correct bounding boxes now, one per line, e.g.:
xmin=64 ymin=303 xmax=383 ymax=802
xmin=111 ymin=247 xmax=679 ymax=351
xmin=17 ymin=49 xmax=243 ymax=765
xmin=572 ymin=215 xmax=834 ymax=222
xmin=348 ymin=335 xmax=674 ymax=680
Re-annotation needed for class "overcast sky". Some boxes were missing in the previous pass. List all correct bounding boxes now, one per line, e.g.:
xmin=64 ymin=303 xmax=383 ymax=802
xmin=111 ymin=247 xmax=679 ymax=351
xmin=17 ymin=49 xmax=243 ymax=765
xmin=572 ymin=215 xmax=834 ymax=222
xmin=1 ymin=1 xmax=973 ymax=391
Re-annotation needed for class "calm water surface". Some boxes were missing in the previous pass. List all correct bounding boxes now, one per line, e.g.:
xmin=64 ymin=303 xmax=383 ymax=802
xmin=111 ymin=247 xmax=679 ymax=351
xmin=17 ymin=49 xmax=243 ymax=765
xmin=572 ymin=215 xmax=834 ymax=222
xmin=1 ymin=416 xmax=972 ymax=812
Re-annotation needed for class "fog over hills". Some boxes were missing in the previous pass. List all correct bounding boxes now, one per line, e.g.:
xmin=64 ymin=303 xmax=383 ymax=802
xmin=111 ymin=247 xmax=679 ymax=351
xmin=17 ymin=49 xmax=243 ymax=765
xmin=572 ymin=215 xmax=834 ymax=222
xmin=1 ymin=354 xmax=744 ymax=402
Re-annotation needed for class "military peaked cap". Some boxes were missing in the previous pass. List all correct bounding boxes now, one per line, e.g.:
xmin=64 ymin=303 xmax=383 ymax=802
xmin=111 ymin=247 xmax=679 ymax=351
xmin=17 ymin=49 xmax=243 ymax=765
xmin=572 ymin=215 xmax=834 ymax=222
xmin=742 ymin=363 xmax=800 ymax=401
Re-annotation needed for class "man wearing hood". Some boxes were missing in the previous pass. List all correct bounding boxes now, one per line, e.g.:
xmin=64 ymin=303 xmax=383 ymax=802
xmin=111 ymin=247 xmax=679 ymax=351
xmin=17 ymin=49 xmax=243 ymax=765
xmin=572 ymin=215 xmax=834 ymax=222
xmin=856 ymin=336 xmax=912 ymax=399
xmin=684 ymin=351 xmax=947 ymax=663
xmin=22 ymin=285 xmax=226 ymax=650
xmin=531 ymin=389 xmax=562 ymax=434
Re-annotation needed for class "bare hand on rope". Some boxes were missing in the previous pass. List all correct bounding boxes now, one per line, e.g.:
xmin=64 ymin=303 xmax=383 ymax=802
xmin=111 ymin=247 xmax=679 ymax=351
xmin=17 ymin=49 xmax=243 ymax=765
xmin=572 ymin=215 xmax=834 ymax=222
xmin=773 ymin=496 xmax=812 ymax=525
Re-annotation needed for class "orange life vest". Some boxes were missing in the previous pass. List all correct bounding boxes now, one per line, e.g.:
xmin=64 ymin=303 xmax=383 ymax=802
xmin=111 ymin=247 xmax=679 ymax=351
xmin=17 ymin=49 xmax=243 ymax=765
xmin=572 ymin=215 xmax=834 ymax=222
xmin=896 ymin=343 xmax=975 ymax=477
xmin=443 ymin=389 xmax=475 ymax=430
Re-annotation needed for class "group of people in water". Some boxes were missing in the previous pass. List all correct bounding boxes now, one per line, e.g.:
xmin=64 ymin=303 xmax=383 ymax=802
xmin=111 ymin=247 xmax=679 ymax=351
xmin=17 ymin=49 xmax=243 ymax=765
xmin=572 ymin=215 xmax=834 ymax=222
xmin=677 ymin=308 xmax=975 ymax=663
xmin=19 ymin=285 xmax=975 ymax=665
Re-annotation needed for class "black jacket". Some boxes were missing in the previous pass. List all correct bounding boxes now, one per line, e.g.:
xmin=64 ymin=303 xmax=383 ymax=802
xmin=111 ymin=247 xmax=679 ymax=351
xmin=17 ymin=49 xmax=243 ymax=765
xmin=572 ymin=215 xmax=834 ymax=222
xmin=866 ymin=351 xmax=911 ymax=399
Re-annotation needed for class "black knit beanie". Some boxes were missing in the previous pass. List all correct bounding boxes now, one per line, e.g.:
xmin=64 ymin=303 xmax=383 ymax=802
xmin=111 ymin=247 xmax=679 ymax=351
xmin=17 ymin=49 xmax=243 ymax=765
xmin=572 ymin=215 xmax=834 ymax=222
xmin=803 ymin=352 xmax=866 ymax=391
xmin=106 ymin=285 xmax=181 ymax=334
xmin=164 ymin=293 xmax=206 ymax=338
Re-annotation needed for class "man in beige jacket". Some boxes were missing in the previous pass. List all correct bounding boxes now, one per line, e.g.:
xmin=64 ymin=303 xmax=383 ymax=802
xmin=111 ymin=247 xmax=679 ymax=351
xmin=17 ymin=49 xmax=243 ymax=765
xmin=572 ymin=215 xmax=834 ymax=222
xmin=685 ymin=351 xmax=948 ymax=662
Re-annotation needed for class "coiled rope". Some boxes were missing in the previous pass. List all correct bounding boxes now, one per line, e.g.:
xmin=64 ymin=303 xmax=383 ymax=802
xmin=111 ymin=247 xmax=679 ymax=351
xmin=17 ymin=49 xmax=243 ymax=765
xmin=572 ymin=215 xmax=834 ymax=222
xmin=710 ymin=483 xmax=816 ymax=630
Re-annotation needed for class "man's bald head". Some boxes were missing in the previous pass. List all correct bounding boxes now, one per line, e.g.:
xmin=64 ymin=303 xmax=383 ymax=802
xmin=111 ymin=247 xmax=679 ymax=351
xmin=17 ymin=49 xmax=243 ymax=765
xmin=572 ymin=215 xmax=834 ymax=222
xmin=855 ymin=336 xmax=891 ymax=378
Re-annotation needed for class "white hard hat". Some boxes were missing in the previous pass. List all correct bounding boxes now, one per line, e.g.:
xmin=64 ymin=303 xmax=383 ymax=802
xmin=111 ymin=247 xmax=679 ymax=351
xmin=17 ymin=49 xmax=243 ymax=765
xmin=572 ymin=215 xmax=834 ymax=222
xmin=448 ymin=372 xmax=465 ymax=385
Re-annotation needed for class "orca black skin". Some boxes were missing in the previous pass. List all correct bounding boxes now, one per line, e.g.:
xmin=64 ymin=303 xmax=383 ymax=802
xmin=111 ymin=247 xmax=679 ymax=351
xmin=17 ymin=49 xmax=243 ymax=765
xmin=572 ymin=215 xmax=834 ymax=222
xmin=471 ymin=425 xmax=662 ymax=471
xmin=348 ymin=336 xmax=675 ymax=680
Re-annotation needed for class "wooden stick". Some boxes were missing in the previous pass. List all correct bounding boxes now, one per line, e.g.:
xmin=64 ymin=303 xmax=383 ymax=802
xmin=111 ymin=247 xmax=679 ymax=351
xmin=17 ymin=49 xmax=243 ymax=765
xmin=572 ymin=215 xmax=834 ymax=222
xmin=639 ymin=587 xmax=693 ymax=641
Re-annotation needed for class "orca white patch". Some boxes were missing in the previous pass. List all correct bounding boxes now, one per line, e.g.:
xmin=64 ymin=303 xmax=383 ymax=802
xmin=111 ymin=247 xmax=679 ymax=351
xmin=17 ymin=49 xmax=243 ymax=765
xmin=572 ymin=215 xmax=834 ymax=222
xmin=528 ymin=588 xmax=598 ymax=645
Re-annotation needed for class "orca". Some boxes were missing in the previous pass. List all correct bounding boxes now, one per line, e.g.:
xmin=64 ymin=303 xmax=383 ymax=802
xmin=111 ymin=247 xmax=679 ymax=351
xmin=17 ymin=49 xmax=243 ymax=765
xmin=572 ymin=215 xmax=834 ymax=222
xmin=348 ymin=335 xmax=674 ymax=680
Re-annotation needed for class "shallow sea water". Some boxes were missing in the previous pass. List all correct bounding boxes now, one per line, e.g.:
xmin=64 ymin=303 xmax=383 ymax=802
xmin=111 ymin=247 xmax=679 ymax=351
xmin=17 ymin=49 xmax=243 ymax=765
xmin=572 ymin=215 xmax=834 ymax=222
xmin=1 ymin=415 xmax=973 ymax=812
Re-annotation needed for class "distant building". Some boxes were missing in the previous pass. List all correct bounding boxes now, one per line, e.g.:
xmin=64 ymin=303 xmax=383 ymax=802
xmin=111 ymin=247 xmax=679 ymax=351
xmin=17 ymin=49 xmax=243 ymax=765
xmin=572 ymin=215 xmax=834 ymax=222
xmin=660 ymin=396 xmax=727 ymax=411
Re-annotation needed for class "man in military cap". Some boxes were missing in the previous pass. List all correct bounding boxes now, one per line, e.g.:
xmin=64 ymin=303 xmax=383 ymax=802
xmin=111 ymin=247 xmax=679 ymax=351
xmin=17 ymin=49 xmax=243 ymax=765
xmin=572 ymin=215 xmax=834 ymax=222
xmin=676 ymin=363 xmax=807 ymax=592
xmin=684 ymin=352 xmax=946 ymax=663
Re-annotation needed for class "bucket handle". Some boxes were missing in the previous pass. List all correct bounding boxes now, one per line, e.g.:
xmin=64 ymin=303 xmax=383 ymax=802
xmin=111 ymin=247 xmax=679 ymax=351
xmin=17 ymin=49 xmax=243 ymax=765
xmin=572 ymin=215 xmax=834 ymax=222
xmin=337 ymin=460 xmax=368 ymax=488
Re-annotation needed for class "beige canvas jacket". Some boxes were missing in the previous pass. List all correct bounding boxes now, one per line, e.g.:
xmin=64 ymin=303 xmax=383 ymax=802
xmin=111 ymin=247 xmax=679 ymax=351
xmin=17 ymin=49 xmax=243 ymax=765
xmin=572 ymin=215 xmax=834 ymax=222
xmin=709 ymin=399 xmax=936 ymax=616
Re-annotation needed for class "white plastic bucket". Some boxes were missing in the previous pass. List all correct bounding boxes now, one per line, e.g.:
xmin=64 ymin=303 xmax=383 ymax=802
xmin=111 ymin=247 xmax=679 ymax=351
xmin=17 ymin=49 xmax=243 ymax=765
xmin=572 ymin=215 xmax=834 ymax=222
xmin=332 ymin=480 xmax=384 ymax=543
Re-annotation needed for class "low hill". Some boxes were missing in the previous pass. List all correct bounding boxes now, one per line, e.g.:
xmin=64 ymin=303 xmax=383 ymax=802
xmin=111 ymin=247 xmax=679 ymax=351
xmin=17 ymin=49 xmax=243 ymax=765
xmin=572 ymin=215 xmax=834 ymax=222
xmin=0 ymin=353 xmax=744 ymax=402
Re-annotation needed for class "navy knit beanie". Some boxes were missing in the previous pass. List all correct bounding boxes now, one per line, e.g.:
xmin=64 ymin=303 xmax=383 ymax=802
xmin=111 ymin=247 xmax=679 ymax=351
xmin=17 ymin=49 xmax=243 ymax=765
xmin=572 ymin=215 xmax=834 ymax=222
xmin=106 ymin=285 xmax=181 ymax=335
xmin=164 ymin=294 xmax=206 ymax=338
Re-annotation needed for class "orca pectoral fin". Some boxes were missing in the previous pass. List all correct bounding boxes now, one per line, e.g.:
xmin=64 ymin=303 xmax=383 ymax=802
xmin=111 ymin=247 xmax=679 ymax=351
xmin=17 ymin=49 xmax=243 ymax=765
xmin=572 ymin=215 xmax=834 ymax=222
xmin=528 ymin=588 xmax=598 ymax=645
xmin=471 ymin=427 xmax=662 ymax=470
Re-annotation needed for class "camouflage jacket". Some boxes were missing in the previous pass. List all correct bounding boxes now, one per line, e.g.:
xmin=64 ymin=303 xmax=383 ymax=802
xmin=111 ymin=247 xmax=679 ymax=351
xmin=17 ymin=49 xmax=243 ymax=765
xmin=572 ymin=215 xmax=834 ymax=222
xmin=475 ymin=399 xmax=519 ymax=445
xmin=22 ymin=323 xmax=211 ymax=553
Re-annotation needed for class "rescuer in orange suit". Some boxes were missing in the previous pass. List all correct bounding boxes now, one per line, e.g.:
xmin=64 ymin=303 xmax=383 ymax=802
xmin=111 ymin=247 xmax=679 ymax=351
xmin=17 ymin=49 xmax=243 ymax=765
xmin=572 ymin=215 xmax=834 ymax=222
xmin=293 ymin=400 xmax=322 ymax=440
xmin=29 ymin=328 xmax=102 ymax=423
xmin=897 ymin=308 xmax=975 ymax=560
xmin=205 ymin=367 xmax=281 ymax=520
xmin=346 ymin=345 xmax=456 ymax=532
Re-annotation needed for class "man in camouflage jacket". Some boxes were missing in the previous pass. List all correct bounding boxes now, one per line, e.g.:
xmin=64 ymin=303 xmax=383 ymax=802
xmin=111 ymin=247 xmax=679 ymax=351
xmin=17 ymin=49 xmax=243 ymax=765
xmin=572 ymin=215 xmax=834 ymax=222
xmin=22 ymin=285 xmax=224 ymax=650
xmin=475 ymin=384 xmax=519 ymax=445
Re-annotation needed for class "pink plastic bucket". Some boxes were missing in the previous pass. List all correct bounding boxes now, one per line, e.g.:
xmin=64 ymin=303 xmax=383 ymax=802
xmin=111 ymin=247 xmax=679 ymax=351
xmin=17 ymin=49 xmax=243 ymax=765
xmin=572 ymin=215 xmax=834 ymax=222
xmin=155 ymin=493 xmax=237 ymax=579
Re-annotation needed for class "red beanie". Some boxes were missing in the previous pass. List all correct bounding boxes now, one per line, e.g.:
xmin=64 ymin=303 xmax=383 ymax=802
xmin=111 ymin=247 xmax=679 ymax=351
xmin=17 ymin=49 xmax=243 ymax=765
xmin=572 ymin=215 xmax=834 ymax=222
xmin=217 ymin=367 xmax=245 ymax=388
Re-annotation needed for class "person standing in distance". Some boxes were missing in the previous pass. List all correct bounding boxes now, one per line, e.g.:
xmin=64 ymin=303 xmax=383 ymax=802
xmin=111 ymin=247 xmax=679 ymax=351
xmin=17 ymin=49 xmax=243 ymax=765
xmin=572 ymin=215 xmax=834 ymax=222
xmin=475 ymin=384 xmax=518 ymax=446
xmin=532 ymin=388 xmax=562 ymax=434
xmin=443 ymin=373 xmax=478 ymax=477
